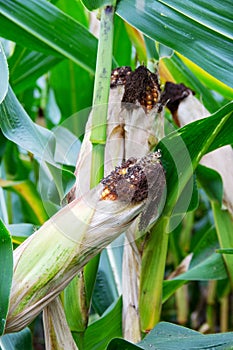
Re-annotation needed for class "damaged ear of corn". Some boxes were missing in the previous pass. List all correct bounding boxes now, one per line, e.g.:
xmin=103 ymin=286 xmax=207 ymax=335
xmin=5 ymin=150 xmax=165 ymax=333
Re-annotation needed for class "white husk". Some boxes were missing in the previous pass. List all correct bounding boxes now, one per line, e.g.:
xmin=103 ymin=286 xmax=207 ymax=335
xmin=43 ymin=297 xmax=78 ymax=350
xmin=5 ymin=184 xmax=144 ymax=333
xmin=64 ymin=79 xmax=164 ymax=343
xmin=177 ymin=94 xmax=233 ymax=216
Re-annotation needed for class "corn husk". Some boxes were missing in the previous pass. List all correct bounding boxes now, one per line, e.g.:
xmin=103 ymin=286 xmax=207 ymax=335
xmin=106 ymin=76 xmax=164 ymax=341
xmin=5 ymin=184 xmax=145 ymax=333
xmin=43 ymin=297 xmax=78 ymax=350
xmin=68 ymin=66 xmax=165 ymax=343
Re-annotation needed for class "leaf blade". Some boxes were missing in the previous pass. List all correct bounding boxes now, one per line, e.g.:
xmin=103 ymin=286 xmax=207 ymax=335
xmin=0 ymin=219 xmax=13 ymax=336
xmin=116 ymin=0 xmax=233 ymax=87
xmin=0 ymin=0 xmax=98 ymax=73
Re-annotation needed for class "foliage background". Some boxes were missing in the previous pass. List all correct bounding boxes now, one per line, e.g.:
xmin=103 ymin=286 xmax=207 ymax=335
xmin=0 ymin=0 xmax=233 ymax=349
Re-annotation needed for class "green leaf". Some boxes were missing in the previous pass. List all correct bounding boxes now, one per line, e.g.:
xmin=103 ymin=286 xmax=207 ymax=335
xmin=0 ymin=0 xmax=98 ymax=74
xmin=116 ymin=0 xmax=233 ymax=87
xmin=49 ymin=59 xmax=94 ymax=123
xmin=55 ymin=0 xmax=89 ymax=27
xmin=108 ymin=322 xmax=233 ymax=349
xmin=83 ymin=297 xmax=122 ymax=350
xmin=0 ymin=86 xmax=56 ymax=163
xmin=0 ymin=86 xmax=76 ymax=202
xmin=8 ymin=46 xmax=61 ymax=93
xmin=0 ymin=179 xmax=48 ymax=225
xmin=0 ymin=327 xmax=33 ymax=349
xmin=216 ymin=248 xmax=233 ymax=255
xmin=159 ymin=101 xmax=233 ymax=218
xmin=139 ymin=322 xmax=233 ymax=350
xmin=107 ymin=338 xmax=140 ymax=350
xmin=113 ymin=16 xmax=132 ymax=67
xmin=92 ymin=247 xmax=121 ymax=315
xmin=0 ymin=41 xmax=9 ymax=104
xmin=196 ymin=164 xmax=223 ymax=204
xmin=0 ymin=219 xmax=13 ymax=335
xmin=81 ymin=0 xmax=115 ymax=11
xmin=163 ymin=227 xmax=227 ymax=302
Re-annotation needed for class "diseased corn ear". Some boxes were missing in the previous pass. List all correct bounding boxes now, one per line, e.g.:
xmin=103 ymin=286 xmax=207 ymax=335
xmin=5 ymin=151 xmax=165 ymax=334
xmin=108 ymin=66 xmax=165 ymax=342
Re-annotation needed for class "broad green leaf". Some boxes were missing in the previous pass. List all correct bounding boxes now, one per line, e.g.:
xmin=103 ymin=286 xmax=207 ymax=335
xmin=177 ymin=54 xmax=233 ymax=100
xmin=196 ymin=165 xmax=223 ymax=204
xmin=49 ymin=59 xmax=94 ymax=124
xmin=0 ymin=0 xmax=98 ymax=74
xmin=0 ymin=86 xmax=76 ymax=202
xmin=162 ymin=1 xmax=232 ymax=39
xmin=0 ymin=41 xmax=9 ymax=103
xmin=0 ymin=220 xmax=13 ymax=336
xmin=176 ymin=254 xmax=227 ymax=281
xmin=116 ymin=0 xmax=233 ymax=87
xmin=163 ymin=227 xmax=227 ymax=303
xmin=139 ymin=322 xmax=233 ymax=350
xmin=159 ymin=101 xmax=233 ymax=216
xmin=108 ymin=322 xmax=233 ymax=349
xmin=0 ymin=179 xmax=48 ymax=225
xmin=92 ymin=247 xmax=121 ymax=315
xmin=216 ymin=248 xmax=233 ymax=255
xmin=0 ymin=86 xmax=56 ymax=164
xmin=113 ymin=16 xmax=132 ymax=67
xmin=0 ymin=327 xmax=33 ymax=349
xmin=55 ymin=0 xmax=89 ymax=27
xmin=8 ymin=46 xmax=61 ymax=93
xmin=83 ymin=297 xmax=122 ymax=350
xmin=0 ymin=131 xmax=7 ymax=162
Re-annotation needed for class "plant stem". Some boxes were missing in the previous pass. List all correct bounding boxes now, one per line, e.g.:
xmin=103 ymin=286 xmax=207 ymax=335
xmin=139 ymin=217 xmax=169 ymax=332
xmin=83 ymin=4 xmax=116 ymax=339
xmin=90 ymin=4 xmax=115 ymax=186
xmin=212 ymin=202 xmax=233 ymax=288
xmin=206 ymin=280 xmax=216 ymax=332
xmin=220 ymin=295 xmax=229 ymax=332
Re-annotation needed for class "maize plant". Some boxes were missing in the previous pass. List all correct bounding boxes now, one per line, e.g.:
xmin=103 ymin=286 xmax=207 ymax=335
xmin=0 ymin=1 xmax=233 ymax=350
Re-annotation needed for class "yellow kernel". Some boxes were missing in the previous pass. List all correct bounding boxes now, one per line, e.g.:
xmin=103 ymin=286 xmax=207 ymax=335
xmin=119 ymin=168 xmax=127 ymax=175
